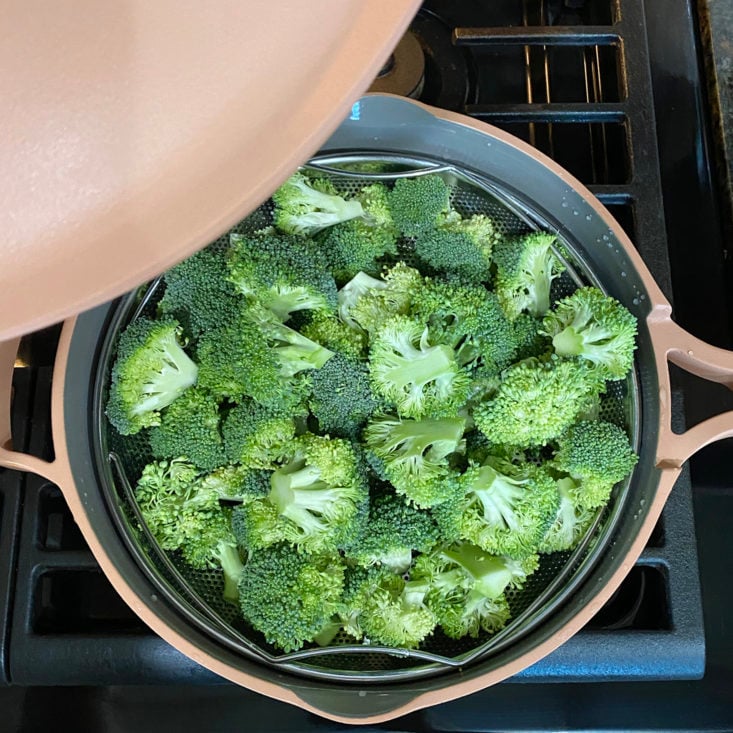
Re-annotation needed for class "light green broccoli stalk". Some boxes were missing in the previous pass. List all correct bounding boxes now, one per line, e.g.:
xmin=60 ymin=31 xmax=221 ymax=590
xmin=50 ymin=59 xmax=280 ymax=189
xmin=539 ymin=477 xmax=597 ymax=553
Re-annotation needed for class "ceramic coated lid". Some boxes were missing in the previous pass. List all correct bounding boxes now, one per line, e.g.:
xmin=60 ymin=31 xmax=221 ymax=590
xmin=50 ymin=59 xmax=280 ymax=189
xmin=0 ymin=0 xmax=419 ymax=340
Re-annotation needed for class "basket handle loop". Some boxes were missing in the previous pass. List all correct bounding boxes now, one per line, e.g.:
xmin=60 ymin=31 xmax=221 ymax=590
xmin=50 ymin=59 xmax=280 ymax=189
xmin=0 ymin=337 xmax=60 ymax=483
xmin=648 ymin=305 xmax=733 ymax=469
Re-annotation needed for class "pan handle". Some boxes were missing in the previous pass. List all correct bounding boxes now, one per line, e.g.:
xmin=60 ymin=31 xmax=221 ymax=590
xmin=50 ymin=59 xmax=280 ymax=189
xmin=0 ymin=337 xmax=61 ymax=483
xmin=648 ymin=305 xmax=733 ymax=469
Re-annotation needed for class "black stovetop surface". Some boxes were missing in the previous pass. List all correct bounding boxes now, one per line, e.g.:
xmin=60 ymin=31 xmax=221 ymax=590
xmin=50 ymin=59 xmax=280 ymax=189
xmin=1 ymin=0 xmax=732 ymax=730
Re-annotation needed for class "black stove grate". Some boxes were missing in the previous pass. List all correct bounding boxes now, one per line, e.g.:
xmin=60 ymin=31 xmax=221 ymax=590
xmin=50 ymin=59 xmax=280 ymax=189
xmin=0 ymin=0 xmax=707 ymax=687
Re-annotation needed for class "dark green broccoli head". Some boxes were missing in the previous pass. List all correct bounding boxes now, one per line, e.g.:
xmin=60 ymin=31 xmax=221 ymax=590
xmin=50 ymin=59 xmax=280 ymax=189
xmin=238 ymin=543 xmax=345 ymax=652
xmin=299 ymin=312 xmax=367 ymax=361
xmin=105 ymin=317 xmax=198 ymax=436
xmin=552 ymin=420 xmax=638 ymax=508
xmin=344 ymin=490 xmax=442 ymax=572
xmin=158 ymin=247 xmax=242 ymax=340
xmin=148 ymin=387 xmax=227 ymax=471
xmin=308 ymin=353 xmax=380 ymax=439
xmin=222 ymin=400 xmax=299 ymax=468
xmin=228 ymin=230 xmax=337 ymax=322
xmin=388 ymin=174 xmax=451 ymax=237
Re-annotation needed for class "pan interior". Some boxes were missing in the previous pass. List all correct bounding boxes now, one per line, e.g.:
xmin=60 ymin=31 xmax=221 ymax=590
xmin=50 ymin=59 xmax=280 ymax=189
xmin=95 ymin=153 xmax=640 ymax=683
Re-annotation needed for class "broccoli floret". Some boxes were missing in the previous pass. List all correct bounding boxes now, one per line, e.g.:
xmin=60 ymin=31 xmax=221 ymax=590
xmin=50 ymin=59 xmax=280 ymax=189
xmin=411 ymin=551 xmax=512 ymax=639
xmin=228 ymin=230 xmax=337 ymax=322
xmin=238 ymin=543 xmax=345 ymax=652
xmin=344 ymin=491 xmax=442 ymax=572
xmin=363 ymin=414 xmax=466 ymax=507
xmin=474 ymin=358 xmax=605 ymax=448
xmin=414 ymin=213 xmax=497 ymax=283
xmin=388 ymin=175 xmax=451 ymax=237
xmin=369 ymin=316 xmax=470 ymax=419
xmin=158 ymin=248 xmax=242 ymax=339
xmin=222 ymin=400 xmax=299 ymax=468
xmin=238 ymin=434 xmax=368 ymax=553
xmin=454 ymin=457 xmax=559 ymax=558
xmin=542 ymin=286 xmax=638 ymax=380
xmin=273 ymin=171 xmax=365 ymax=236
xmin=337 ymin=271 xmax=389 ymax=330
xmin=539 ymin=477 xmax=597 ymax=553
xmin=512 ymin=313 xmax=551 ymax=361
xmin=308 ymin=353 xmax=380 ymax=439
xmin=317 ymin=183 xmax=398 ymax=281
xmin=199 ymin=464 xmax=272 ymax=503
xmin=247 ymin=305 xmax=335 ymax=378
xmin=493 ymin=231 xmax=566 ymax=320
xmin=148 ymin=387 xmax=226 ymax=471
xmin=340 ymin=565 xmax=436 ymax=648
xmin=134 ymin=458 xmax=243 ymax=601
xmin=134 ymin=458 xmax=202 ymax=550
xmin=412 ymin=280 xmax=517 ymax=370
xmin=106 ymin=318 xmax=198 ymax=436
xmin=299 ymin=312 xmax=367 ymax=360
xmin=349 ymin=263 xmax=426 ymax=335
xmin=436 ymin=541 xmax=539 ymax=599
xmin=552 ymin=420 xmax=638 ymax=509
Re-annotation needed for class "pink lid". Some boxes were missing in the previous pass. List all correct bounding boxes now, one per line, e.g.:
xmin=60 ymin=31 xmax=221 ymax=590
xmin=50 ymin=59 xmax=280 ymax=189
xmin=0 ymin=0 xmax=419 ymax=340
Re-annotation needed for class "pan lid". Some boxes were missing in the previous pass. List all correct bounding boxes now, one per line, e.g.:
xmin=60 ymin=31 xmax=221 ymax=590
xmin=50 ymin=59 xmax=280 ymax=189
xmin=0 ymin=0 xmax=419 ymax=341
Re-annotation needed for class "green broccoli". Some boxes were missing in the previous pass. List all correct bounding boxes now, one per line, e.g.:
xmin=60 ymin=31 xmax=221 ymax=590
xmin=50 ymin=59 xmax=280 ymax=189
xmin=414 ymin=213 xmax=497 ymax=283
xmin=454 ymin=457 xmax=559 ymax=558
xmin=412 ymin=279 xmax=517 ymax=371
xmin=369 ymin=316 xmax=470 ymax=419
xmin=299 ymin=312 xmax=366 ymax=360
xmin=411 ymin=552 xmax=510 ymax=639
xmin=134 ymin=458 xmax=243 ymax=601
xmin=228 ymin=230 xmax=337 ymax=322
xmin=339 ymin=565 xmax=436 ymax=648
xmin=542 ymin=286 xmax=638 ymax=380
xmin=388 ymin=174 xmax=451 ymax=237
xmin=337 ymin=271 xmax=389 ymax=330
xmin=363 ymin=414 xmax=466 ymax=507
xmin=344 ymin=491 xmax=442 ymax=572
xmin=317 ymin=183 xmax=398 ymax=281
xmin=238 ymin=543 xmax=345 ymax=652
xmin=148 ymin=387 xmax=226 ymax=471
xmin=552 ymin=420 xmax=638 ymax=509
xmin=474 ymin=357 xmax=605 ymax=448
xmin=348 ymin=263 xmax=426 ymax=335
xmin=198 ymin=464 xmax=272 ymax=503
xmin=308 ymin=353 xmax=380 ymax=439
xmin=539 ymin=477 xmax=597 ymax=553
xmin=222 ymin=400 xmax=299 ymax=468
xmin=512 ymin=312 xmax=551 ymax=361
xmin=106 ymin=318 xmax=198 ymax=436
xmin=273 ymin=171 xmax=365 ymax=236
xmin=236 ymin=434 xmax=368 ymax=553
xmin=158 ymin=247 xmax=242 ymax=339
xmin=493 ymin=231 xmax=566 ymax=319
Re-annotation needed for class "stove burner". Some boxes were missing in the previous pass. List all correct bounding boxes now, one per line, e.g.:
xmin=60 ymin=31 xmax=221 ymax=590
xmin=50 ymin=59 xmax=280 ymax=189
xmin=368 ymin=30 xmax=425 ymax=99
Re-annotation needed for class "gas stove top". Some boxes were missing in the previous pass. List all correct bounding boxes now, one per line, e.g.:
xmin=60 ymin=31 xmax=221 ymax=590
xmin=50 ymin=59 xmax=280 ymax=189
xmin=1 ymin=0 xmax=732 ymax=730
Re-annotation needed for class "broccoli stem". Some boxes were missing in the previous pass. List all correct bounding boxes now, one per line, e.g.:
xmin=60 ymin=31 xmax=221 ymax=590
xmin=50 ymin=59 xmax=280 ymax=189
xmin=551 ymin=327 xmax=584 ymax=357
xmin=441 ymin=545 xmax=516 ymax=600
xmin=469 ymin=466 xmax=527 ymax=530
xmin=386 ymin=344 xmax=456 ymax=391
xmin=215 ymin=542 xmax=245 ymax=603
